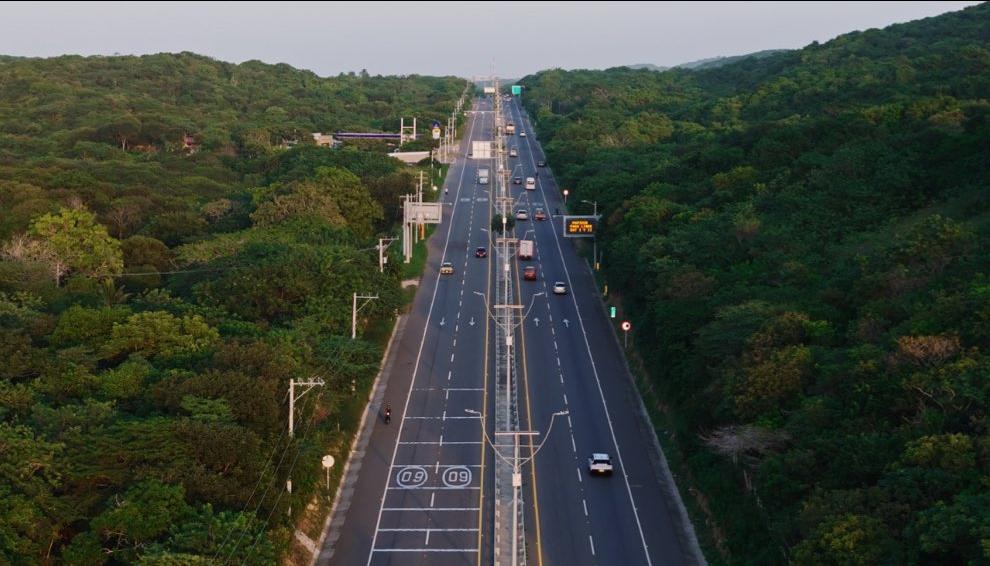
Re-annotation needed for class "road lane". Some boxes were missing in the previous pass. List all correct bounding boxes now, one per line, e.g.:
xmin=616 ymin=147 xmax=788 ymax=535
xmin=327 ymin=99 xmax=496 ymax=566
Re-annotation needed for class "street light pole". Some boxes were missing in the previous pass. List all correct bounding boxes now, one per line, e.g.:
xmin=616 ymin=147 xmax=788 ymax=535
xmin=466 ymin=408 xmax=568 ymax=566
xmin=582 ymin=200 xmax=600 ymax=270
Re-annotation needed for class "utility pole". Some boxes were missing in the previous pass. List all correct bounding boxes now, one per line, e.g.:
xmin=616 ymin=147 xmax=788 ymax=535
xmin=352 ymin=292 xmax=379 ymax=339
xmin=287 ymin=376 xmax=324 ymax=515
xmin=378 ymin=237 xmax=397 ymax=273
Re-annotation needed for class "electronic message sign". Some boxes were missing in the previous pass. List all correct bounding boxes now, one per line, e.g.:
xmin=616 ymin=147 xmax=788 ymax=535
xmin=563 ymin=216 xmax=597 ymax=238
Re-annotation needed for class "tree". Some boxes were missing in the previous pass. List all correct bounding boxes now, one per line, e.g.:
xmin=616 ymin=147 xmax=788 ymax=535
xmin=18 ymin=207 xmax=123 ymax=285
xmin=101 ymin=311 xmax=219 ymax=360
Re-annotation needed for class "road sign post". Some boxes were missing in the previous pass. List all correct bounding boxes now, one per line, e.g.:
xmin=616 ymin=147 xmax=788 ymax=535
xmin=322 ymin=455 xmax=335 ymax=490
xmin=621 ymin=320 xmax=631 ymax=348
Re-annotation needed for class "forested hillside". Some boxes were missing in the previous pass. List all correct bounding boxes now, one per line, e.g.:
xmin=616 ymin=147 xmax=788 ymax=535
xmin=521 ymin=3 xmax=990 ymax=564
xmin=0 ymin=52 xmax=466 ymax=562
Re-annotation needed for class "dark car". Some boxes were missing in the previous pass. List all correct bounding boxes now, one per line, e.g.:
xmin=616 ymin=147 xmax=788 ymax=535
xmin=513 ymin=176 xmax=522 ymax=185
xmin=475 ymin=247 xmax=487 ymax=258
xmin=534 ymin=208 xmax=547 ymax=221
xmin=537 ymin=160 xmax=546 ymax=167
xmin=523 ymin=266 xmax=537 ymax=281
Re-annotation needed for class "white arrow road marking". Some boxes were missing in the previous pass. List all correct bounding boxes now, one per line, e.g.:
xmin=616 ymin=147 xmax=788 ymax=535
xmin=563 ymin=319 xmax=570 ymax=328
xmin=533 ymin=317 xmax=540 ymax=327
xmin=469 ymin=317 xmax=475 ymax=326
xmin=439 ymin=317 xmax=446 ymax=327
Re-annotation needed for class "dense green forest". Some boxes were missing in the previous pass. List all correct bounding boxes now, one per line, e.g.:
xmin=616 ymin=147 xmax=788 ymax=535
xmin=0 ymin=52 xmax=466 ymax=562
xmin=521 ymin=3 xmax=990 ymax=564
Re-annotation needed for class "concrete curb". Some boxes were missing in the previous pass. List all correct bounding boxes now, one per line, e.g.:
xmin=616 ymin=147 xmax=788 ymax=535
xmin=579 ymin=251 xmax=708 ymax=566
xmin=311 ymin=313 xmax=408 ymax=565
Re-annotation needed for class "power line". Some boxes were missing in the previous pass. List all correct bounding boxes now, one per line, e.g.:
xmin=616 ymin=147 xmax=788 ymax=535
xmin=211 ymin=388 xmax=291 ymax=562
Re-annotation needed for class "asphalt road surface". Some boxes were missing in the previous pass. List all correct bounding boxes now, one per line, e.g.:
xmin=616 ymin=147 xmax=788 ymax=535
xmin=321 ymin=96 xmax=695 ymax=566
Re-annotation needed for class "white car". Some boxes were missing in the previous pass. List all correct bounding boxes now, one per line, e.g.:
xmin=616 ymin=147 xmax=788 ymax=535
xmin=552 ymin=281 xmax=567 ymax=295
xmin=515 ymin=209 xmax=529 ymax=221
xmin=520 ymin=131 xmax=527 ymax=137
xmin=525 ymin=177 xmax=536 ymax=190
xmin=509 ymin=147 xmax=518 ymax=157
xmin=588 ymin=453 xmax=613 ymax=476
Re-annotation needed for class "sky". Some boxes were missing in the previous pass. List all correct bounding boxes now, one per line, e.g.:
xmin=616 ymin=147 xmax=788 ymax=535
xmin=0 ymin=1 xmax=981 ymax=78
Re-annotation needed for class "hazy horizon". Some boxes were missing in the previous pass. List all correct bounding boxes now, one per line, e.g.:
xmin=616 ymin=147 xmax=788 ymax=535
xmin=0 ymin=1 xmax=981 ymax=78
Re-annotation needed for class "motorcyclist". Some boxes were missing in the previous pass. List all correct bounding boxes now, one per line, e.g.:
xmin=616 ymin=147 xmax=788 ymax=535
xmin=385 ymin=404 xmax=392 ymax=424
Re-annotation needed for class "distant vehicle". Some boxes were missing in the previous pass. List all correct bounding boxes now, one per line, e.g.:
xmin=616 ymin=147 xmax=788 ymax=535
xmin=440 ymin=262 xmax=454 ymax=275
xmin=515 ymin=209 xmax=529 ymax=221
xmin=534 ymin=208 xmax=547 ymax=221
xmin=475 ymin=247 xmax=487 ymax=258
xmin=513 ymin=176 xmax=522 ymax=185
xmin=537 ymin=160 xmax=546 ymax=167
xmin=588 ymin=453 xmax=613 ymax=476
xmin=523 ymin=266 xmax=537 ymax=281
xmin=477 ymin=168 xmax=490 ymax=185
xmin=518 ymin=240 xmax=534 ymax=260
xmin=552 ymin=281 xmax=567 ymax=295
xmin=525 ymin=177 xmax=536 ymax=190
xmin=509 ymin=147 xmax=518 ymax=157
xmin=519 ymin=131 xmax=527 ymax=137
xmin=506 ymin=122 xmax=516 ymax=135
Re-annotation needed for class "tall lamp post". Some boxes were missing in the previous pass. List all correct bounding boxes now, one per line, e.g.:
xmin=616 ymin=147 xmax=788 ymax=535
xmin=466 ymin=408 xmax=569 ymax=566
xmin=581 ymin=199 xmax=600 ymax=270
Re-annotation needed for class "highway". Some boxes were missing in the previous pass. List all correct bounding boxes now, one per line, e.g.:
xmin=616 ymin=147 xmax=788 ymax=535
xmin=319 ymin=94 xmax=697 ymax=566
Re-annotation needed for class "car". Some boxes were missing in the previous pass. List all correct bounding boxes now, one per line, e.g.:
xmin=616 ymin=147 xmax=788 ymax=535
xmin=552 ymin=281 xmax=567 ymax=295
xmin=440 ymin=262 xmax=454 ymax=275
xmin=519 ymin=131 xmax=527 ymax=137
xmin=534 ymin=208 xmax=546 ymax=221
xmin=523 ymin=266 xmax=537 ymax=281
xmin=515 ymin=209 xmax=528 ymax=220
xmin=514 ymin=176 xmax=522 ymax=185
xmin=588 ymin=453 xmax=613 ymax=476
xmin=537 ymin=160 xmax=546 ymax=167
xmin=525 ymin=177 xmax=536 ymax=190
xmin=475 ymin=247 xmax=487 ymax=258
xmin=509 ymin=147 xmax=518 ymax=157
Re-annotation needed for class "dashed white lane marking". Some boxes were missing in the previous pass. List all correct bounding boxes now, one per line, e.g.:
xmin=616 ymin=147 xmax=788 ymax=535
xmin=589 ymin=536 xmax=596 ymax=556
xmin=425 ymin=529 xmax=431 ymax=545
xmin=571 ymin=435 xmax=577 ymax=453
xmin=450 ymin=353 xmax=455 ymax=363
xmin=447 ymin=370 xmax=452 ymax=381
xmin=563 ymin=393 xmax=568 ymax=405
xmin=576 ymin=467 xmax=583 ymax=483
xmin=583 ymin=499 xmax=589 ymax=517
xmin=430 ymin=493 xmax=436 ymax=507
